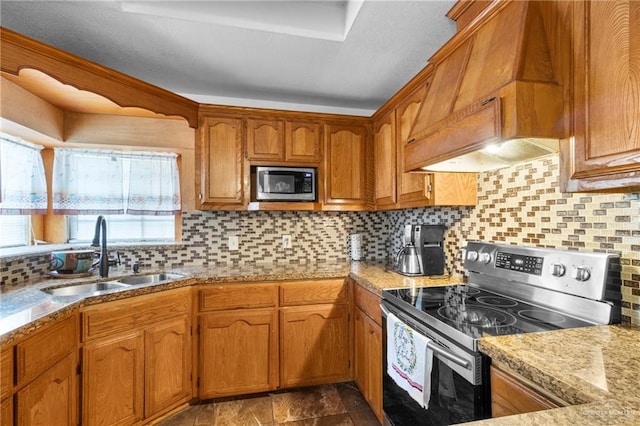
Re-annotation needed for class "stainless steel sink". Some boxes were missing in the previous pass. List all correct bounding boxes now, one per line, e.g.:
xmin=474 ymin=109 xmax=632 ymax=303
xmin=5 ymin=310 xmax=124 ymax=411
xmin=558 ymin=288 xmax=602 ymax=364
xmin=43 ymin=281 xmax=132 ymax=297
xmin=115 ymin=273 xmax=184 ymax=285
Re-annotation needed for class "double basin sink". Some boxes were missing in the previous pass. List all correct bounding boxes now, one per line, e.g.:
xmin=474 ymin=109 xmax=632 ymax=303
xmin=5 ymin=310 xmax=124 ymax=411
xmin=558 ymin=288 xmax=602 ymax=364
xmin=42 ymin=273 xmax=185 ymax=297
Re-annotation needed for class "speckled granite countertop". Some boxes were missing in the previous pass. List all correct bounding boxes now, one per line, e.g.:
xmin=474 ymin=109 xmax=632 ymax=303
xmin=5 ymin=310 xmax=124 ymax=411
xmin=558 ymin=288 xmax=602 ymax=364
xmin=468 ymin=324 xmax=640 ymax=425
xmin=0 ymin=261 xmax=460 ymax=345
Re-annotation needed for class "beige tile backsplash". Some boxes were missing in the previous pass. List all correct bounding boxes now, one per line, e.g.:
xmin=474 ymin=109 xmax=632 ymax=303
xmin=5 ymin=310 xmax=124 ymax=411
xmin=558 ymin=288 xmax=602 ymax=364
xmin=2 ymin=156 xmax=638 ymax=324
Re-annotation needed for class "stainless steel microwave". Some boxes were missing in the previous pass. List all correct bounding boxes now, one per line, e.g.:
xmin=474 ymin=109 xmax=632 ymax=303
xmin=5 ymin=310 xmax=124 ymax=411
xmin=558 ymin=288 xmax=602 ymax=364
xmin=255 ymin=166 xmax=316 ymax=202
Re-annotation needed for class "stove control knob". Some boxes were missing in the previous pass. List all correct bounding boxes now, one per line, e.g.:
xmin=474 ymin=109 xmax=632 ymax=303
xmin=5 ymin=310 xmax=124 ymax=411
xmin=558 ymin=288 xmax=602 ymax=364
xmin=571 ymin=266 xmax=591 ymax=282
xmin=466 ymin=251 xmax=479 ymax=262
xmin=550 ymin=263 xmax=566 ymax=277
xmin=478 ymin=253 xmax=492 ymax=264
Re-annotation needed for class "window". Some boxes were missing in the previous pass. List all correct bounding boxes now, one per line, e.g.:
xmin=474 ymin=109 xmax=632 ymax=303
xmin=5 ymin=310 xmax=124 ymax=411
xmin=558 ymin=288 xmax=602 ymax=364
xmin=67 ymin=214 xmax=175 ymax=243
xmin=0 ymin=215 xmax=31 ymax=248
xmin=52 ymin=148 xmax=181 ymax=243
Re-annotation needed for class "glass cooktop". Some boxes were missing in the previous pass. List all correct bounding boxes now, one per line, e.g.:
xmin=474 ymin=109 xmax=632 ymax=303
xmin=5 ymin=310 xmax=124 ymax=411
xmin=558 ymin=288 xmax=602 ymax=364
xmin=383 ymin=285 xmax=594 ymax=341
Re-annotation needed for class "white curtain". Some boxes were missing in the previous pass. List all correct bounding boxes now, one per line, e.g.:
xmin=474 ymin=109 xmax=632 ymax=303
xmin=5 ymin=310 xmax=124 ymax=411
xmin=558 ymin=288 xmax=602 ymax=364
xmin=127 ymin=152 xmax=181 ymax=215
xmin=0 ymin=135 xmax=48 ymax=214
xmin=52 ymin=148 xmax=181 ymax=215
xmin=53 ymin=148 xmax=125 ymax=214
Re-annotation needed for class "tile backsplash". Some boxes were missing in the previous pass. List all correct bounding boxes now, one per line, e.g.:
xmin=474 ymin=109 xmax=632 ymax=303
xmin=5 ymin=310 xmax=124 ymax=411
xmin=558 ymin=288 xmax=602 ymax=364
xmin=2 ymin=156 xmax=638 ymax=324
xmin=389 ymin=156 xmax=639 ymax=325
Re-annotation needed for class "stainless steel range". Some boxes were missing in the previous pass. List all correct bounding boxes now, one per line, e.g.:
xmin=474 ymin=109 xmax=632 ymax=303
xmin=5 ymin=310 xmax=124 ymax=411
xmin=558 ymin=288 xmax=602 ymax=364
xmin=381 ymin=241 xmax=622 ymax=425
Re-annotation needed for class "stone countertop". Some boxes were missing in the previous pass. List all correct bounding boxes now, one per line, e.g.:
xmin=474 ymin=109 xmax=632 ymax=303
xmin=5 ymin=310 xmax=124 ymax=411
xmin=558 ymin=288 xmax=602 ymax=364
xmin=468 ymin=324 xmax=640 ymax=425
xmin=0 ymin=261 xmax=460 ymax=345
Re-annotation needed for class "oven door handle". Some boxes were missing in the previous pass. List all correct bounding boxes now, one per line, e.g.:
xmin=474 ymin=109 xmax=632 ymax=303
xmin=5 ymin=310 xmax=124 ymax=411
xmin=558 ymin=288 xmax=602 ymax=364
xmin=381 ymin=303 xmax=471 ymax=370
xmin=426 ymin=341 xmax=471 ymax=370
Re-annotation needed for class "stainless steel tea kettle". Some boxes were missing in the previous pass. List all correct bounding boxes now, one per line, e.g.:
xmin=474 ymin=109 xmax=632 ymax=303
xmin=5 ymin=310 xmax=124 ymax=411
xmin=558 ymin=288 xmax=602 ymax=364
xmin=395 ymin=225 xmax=423 ymax=275
xmin=395 ymin=242 xmax=422 ymax=275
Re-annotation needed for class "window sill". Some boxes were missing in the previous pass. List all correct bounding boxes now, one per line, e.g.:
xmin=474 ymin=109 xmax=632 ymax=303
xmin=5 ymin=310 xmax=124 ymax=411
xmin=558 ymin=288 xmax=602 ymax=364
xmin=0 ymin=241 xmax=188 ymax=262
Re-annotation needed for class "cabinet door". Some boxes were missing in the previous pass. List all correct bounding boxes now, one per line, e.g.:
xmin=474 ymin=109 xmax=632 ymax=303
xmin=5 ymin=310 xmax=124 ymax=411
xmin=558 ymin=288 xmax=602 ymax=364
xmin=353 ymin=308 xmax=367 ymax=394
xmin=246 ymin=118 xmax=285 ymax=161
xmin=323 ymin=123 xmax=370 ymax=209
xmin=366 ymin=316 xmax=383 ymax=422
xmin=353 ymin=308 xmax=383 ymax=422
xmin=199 ymin=309 xmax=278 ymax=398
xmin=425 ymin=172 xmax=477 ymax=206
xmin=16 ymin=353 xmax=77 ymax=426
xmin=1 ymin=347 xmax=12 ymax=400
xmin=374 ymin=110 xmax=397 ymax=210
xmin=83 ymin=331 xmax=144 ymax=426
xmin=280 ymin=304 xmax=349 ymax=387
xmin=197 ymin=116 xmax=245 ymax=208
xmin=1 ymin=397 xmax=12 ymax=426
xmin=563 ymin=0 xmax=640 ymax=191
xmin=145 ymin=316 xmax=191 ymax=418
xmin=285 ymin=121 xmax=322 ymax=163
xmin=396 ymin=84 xmax=430 ymax=207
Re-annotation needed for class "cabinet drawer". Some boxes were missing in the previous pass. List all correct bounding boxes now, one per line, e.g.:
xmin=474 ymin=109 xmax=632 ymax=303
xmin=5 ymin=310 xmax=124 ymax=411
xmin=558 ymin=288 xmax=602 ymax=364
xmin=280 ymin=279 xmax=347 ymax=306
xmin=491 ymin=366 xmax=562 ymax=417
xmin=1 ymin=347 xmax=13 ymax=399
xmin=199 ymin=283 xmax=277 ymax=311
xmin=16 ymin=314 xmax=77 ymax=387
xmin=82 ymin=287 xmax=190 ymax=341
xmin=354 ymin=283 xmax=381 ymax=326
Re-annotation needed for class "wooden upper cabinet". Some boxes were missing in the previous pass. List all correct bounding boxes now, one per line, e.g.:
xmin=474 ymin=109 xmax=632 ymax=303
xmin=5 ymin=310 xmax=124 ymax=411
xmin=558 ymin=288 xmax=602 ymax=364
xmin=374 ymin=110 xmax=397 ymax=210
xmin=197 ymin=115 xmax=245 ymax=209
xmin=323 ymin=123 xmax=371 ymax=209
xmin=396 ymin=84 xmax=430 ymax=208
xmin=285 ymin=121 xmax=322 ymax=163
xmin=423 ymin=172 xmax=477 ymax=206
xmin=561 ymin=0 xmax=640 ymax=191
xmin=246 ymin=118 xmax=285 ymax=161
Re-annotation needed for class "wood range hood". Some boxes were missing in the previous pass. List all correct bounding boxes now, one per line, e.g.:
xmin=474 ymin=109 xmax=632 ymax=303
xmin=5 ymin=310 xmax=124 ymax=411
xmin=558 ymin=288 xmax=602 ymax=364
xmin=405 ymin=0 xmax=567 ymax=173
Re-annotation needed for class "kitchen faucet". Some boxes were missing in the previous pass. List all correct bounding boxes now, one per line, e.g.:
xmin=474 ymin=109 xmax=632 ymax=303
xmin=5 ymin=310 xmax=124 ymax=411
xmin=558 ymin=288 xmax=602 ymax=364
xmin=91 ymin=215 xmax=110 ymax=278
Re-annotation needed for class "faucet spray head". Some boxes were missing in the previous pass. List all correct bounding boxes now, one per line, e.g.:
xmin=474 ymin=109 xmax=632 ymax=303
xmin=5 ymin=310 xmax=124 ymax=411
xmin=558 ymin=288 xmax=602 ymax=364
xmin=91 ymin=215 xmax=104 ymax=247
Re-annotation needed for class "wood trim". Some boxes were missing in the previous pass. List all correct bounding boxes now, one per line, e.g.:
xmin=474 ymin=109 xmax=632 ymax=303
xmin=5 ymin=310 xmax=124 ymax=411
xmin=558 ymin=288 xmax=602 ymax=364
xmin=0 ymin=27 xmax=198 ymax=128
xmin=404 ymin=98 xmax=501 ymax=171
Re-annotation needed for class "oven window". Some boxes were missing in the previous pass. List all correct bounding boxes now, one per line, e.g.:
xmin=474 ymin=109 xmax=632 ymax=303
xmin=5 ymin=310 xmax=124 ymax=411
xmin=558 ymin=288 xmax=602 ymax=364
xmin=264 ymin=174 xmax=295 ymax=193
xmin=383 ymin=358 xmax=487 ymax=425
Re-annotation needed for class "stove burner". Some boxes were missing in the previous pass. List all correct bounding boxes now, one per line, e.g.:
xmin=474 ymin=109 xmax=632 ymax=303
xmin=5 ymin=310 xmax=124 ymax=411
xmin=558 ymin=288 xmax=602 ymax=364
xmin=518 ymin=309 xmax=567 ymax=325
xmin=437 ymin=304 xmax=517 ymax=328
xmin=476 ymin=296 xmax=518 ymax=308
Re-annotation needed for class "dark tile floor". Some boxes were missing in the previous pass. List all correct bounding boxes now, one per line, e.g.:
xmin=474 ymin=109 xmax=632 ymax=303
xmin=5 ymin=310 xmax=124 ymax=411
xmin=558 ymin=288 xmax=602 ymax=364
xmin=157 ymin=382 xmax=380 ymax=426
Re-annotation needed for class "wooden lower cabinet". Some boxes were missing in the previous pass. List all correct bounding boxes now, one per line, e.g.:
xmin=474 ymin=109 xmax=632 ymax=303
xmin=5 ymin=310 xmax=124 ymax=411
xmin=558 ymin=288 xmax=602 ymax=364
xmin=199 ymin=309 xmax=278 ymax=398
xmin=83 ymin=331 xmax=145 ymax=426
xmin=354 ymin=308 xmax=382 ymax=422
xmin=80 ymin=287 xmax=192 ymax=425
xmin=16 ymin=352 xmax=78 ymax=426
xmin=1 ymin=397 xmax=12 ymax=426
xmin=279 ymin=304 xmax=349 ymax=387
xmin=145 ymin=316 xmax=192 ymax=418
xmin=490 ymin=365 xmax=561 ymax=417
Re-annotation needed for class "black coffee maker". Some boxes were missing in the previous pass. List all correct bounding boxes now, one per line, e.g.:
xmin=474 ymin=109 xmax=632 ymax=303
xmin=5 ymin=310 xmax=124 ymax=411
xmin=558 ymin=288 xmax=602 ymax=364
xmin=396 ymin=224 xmax=446 ymax=276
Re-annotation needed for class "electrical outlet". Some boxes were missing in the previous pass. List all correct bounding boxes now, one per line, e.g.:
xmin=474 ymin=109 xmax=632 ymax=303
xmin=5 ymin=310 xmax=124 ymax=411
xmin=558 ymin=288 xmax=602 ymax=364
xmin=282 ymin=234 xmax=292 ymax=249
xmin=228 ymin=235 xmax=239 ymax=251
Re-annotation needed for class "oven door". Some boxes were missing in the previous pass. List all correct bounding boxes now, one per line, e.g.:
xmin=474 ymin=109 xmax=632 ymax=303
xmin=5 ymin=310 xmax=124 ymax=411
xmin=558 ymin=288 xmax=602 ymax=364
xmin=381 ymin=302 xmax=490 ymax=425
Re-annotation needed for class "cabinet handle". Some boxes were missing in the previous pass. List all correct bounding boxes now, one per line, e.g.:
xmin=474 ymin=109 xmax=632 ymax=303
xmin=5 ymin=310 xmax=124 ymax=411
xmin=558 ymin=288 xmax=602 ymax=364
xmin=481 ymin=97 xmax=497 ymax=106
xmin=407 ymin=138 xmax=416 ymax=144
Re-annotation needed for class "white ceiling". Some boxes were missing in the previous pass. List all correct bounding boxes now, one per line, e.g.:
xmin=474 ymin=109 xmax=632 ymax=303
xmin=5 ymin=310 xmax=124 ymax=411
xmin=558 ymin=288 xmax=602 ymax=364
xmin=0 ymin=0 xmax=457 ymax=116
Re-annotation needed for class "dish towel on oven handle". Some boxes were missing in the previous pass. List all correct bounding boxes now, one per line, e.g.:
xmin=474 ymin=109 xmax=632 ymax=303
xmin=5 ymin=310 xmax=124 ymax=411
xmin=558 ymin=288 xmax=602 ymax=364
xmin=386 ymin=312 xmax=434 ymax=408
